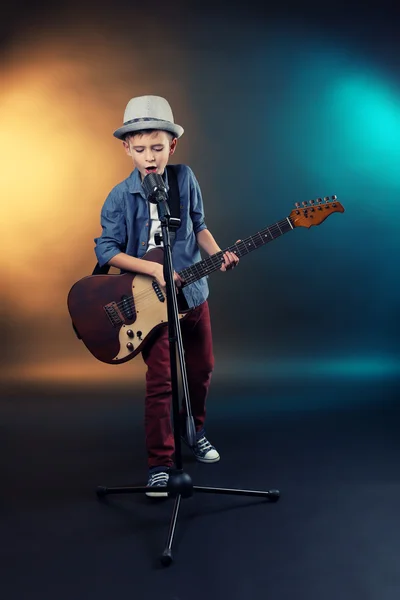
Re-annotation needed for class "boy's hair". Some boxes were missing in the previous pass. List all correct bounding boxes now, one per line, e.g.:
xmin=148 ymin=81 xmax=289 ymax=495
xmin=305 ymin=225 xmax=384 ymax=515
xmin=123 ymin=129 xmax=175 ymax=143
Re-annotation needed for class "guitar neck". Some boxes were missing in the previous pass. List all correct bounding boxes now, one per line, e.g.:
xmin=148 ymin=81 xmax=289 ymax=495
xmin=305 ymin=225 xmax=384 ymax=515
xmin=179 ymin=216 xmax=294 ymax=286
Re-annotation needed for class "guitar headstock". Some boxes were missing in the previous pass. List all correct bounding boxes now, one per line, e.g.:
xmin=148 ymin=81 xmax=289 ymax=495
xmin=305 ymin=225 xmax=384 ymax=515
xmin=290 ymin=196 xmax=345 ymax=228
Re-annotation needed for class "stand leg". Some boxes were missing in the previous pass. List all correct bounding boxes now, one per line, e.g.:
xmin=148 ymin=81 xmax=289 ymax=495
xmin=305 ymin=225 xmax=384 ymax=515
xmin=96 ymin=484 xmax=155 ymax=498
xmin=160 ymin=494 xmax=182 ymax=566
xmin=193 ymin=486 xmax=280 ymax=500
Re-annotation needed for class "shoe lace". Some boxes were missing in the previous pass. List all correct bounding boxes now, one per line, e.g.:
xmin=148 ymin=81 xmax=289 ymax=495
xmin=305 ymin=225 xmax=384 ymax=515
xmin=150 ymin=472 xmax=168 ymax=486
xmin=196 ymin=436 xmax=212 ymax=452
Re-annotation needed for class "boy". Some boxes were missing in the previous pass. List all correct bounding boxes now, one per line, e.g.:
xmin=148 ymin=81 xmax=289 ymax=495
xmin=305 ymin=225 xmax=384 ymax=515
xmin=94 ymin=95 xmax=239 ymax=496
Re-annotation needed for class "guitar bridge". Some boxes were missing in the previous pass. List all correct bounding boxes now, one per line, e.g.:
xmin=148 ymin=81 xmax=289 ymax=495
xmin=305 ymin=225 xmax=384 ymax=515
xmin=104 ymin=295 xmax=137 ymax=327
xmin=104 ymin=302 xmax=124 ymax=327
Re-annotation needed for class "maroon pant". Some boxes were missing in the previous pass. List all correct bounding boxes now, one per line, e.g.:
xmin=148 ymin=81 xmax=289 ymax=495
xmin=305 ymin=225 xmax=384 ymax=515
xmin=141 ymin=300 xmax=214 ymax=468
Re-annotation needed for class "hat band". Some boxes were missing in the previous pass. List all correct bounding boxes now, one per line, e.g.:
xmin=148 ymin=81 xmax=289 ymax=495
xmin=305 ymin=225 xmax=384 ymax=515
xmin=124 ymin=117 xmax=168 ymax=125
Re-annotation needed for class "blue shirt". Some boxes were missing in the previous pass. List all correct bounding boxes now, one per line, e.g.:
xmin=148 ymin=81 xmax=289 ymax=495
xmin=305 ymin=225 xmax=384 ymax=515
xmin=94 ymin=164 xmax=209 ymax=308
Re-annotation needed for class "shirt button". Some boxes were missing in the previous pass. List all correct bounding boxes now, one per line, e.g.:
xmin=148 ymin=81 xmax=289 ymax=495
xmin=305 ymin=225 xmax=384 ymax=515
xmin=142 ymin=241 xmax=146 ymax=246
xmin=145 ymin=222 xmax=149 ymax=226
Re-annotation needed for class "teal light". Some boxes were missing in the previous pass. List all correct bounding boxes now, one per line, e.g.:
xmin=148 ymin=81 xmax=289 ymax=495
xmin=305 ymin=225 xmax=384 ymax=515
xmin=329 ymin=75 xmax=400 ymax=188
xmin=218 ymin=356 xmax=400 ymax=381
xmin=269 ymin=36 xmax=400 ymax=196
xmin=215 ymin=28 xmax=400 ymax=397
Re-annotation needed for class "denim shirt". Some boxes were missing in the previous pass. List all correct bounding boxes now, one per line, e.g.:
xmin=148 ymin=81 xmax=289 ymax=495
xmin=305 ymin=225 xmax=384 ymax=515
xmin=94 ymin=164 xmax=209 ymax=309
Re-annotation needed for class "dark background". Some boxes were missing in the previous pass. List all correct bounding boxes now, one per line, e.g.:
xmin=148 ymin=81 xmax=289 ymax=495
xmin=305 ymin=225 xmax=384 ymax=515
xmin=1 ymin=0 xmax=400 ymax=390
xmin=2 ymin=1 xmax=400 ymax=598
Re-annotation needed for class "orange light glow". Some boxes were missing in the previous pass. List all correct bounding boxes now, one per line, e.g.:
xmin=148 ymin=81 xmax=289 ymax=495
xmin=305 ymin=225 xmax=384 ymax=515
xmin=0 ymin=30 xmax=190 ymax=385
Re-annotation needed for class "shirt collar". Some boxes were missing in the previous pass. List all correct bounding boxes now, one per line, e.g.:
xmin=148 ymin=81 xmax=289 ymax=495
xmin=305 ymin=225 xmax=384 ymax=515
xmin=127 ymin=168 xmax=170 ymax=197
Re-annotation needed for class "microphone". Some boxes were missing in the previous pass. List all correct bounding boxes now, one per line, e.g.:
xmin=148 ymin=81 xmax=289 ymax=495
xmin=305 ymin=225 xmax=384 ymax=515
xmin=142 ymin=172 xmax=168 ymax=204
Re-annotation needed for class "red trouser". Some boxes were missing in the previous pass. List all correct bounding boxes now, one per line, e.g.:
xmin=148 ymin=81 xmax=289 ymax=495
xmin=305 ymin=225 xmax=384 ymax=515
xmin=141 ymin=300 xmax=214 ymax=468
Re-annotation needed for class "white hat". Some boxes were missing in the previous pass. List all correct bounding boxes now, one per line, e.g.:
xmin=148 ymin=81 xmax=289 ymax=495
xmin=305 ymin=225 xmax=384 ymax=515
xmin=113 ymin=95 xmax=184 ymax=140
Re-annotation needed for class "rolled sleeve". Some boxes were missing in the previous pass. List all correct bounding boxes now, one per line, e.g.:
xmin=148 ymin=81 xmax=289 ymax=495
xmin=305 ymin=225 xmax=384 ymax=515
xmin=188 ymin=168 xmax=208 ymax=235
xmin=94 ymin=192 xmax=127 ymax=267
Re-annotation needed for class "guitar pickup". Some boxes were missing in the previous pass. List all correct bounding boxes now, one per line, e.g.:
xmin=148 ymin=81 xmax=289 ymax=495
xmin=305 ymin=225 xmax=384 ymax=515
xmin=121 ymin=294 xmax=136 ymax=320
xmin=152 ymin=280 xmax=165 ymax=302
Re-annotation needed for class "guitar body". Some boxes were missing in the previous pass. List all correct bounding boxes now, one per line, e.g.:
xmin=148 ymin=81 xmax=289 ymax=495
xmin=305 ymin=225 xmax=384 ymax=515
xmin=67 ymin=248 xmax=188 ymax=364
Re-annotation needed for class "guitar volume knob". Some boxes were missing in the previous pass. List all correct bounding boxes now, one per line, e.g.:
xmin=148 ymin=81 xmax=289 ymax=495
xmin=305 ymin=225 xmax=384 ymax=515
xmin=127 ymin=329 xmax=134 ymax=338
xmin=126 ymin=342 xmax=134 ymax=351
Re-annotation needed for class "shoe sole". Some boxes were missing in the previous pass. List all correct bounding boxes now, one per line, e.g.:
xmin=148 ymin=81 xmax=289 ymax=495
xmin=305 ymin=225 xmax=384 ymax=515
xmin=146 ymin=489 xmax=168 ymax=498
xmin=195 ymin=455 xmax=221 ymax=463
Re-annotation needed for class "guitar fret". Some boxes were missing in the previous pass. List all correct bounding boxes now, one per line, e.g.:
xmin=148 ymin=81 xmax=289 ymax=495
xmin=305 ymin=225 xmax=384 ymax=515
xmin=179 ymin=216 xmax=295 ymax=287
xmin=211 ymin=253 xmax=224 ymax=267
xmin=193 ymin=263 xmax=203 ymax=279
xmin=254 ymin=233 xmax=264 ymax=247
xmin=179 ymin=268 xmax=190 ymax=281
xmin=260 ymin=230 xmax=269 ymax=243
xmin=274 ymin=225 xmax=282 ymax=235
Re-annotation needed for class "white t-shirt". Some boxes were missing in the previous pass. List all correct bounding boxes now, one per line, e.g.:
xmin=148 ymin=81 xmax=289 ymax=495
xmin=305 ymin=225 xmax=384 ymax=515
xmin=146 ymin=201 xmax=162 ymax=250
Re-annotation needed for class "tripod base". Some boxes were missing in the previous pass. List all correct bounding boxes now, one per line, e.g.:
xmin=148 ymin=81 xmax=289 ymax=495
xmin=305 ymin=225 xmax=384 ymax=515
xmin=96 ymin=469 xmax=280 ymax=566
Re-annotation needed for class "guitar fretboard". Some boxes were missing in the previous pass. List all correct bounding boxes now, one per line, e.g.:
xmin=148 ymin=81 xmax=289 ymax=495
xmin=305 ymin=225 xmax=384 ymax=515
xmin=179 ymin=216 xmax=294 ymax=286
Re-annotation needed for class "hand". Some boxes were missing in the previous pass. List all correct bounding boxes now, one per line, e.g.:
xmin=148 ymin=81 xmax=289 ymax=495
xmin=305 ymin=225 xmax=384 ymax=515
xmin=174 ymin=271 xmax=183 ymax=288
xmin=153 ymin=263 xmax=183 ymax=289
xmin=220 ymin=240 xmax=240 ymax=272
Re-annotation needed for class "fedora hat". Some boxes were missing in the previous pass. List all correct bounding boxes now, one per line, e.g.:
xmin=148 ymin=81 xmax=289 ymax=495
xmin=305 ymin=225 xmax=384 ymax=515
xmin=113 ymin=95 xmax=184 ymax=140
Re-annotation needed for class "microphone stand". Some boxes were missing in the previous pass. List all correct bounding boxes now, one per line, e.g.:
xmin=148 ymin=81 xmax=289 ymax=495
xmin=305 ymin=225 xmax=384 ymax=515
xmin=96 ymin=176 xmax=280 ymax=566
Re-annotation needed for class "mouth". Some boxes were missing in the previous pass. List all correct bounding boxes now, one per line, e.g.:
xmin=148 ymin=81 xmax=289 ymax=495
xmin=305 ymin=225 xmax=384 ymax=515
xmin=145 ymin=166 xmax=157 ymax=174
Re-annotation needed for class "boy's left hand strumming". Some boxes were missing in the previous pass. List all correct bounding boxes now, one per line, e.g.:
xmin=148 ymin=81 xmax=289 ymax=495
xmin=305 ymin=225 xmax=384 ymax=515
xmin=220 ymin=240 xmax=240 ymax=272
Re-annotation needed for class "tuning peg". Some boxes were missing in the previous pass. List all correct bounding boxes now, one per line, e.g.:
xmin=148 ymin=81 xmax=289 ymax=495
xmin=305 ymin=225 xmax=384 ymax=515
xmin=317 ymin=197 xmax=322 ymax=203
xmin=295 ymin=202 xmax=300 ymax=208
xmin=310 ymin=199 xmax=315 ymax=204
xmin=324 ymin=196 xmax=330 ymax=202
xmin=302 ymin=201 xmax=308 ymax=206
xmin=331 ymin=195 xmax=337 ymax=200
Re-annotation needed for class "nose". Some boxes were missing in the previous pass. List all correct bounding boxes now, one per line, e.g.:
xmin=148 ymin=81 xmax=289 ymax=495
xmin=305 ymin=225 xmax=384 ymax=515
xmin=145 ymin=150 xmax=156 ymax=162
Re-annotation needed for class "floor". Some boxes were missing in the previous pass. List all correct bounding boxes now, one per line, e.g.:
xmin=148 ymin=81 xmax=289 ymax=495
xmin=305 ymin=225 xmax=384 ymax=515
xmin=1 ymin=378 xmax=400 ymax=600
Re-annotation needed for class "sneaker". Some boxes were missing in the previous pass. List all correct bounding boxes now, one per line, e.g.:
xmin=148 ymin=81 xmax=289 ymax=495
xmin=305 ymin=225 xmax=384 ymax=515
xmin=183 ymin=434 xmax=220 ymax=463
xmin=146 ymin=468 xmax=169 ymax=498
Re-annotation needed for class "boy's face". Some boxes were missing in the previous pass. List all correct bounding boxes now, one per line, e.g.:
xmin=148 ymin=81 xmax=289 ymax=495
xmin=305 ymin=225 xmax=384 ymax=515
xmin=123 ymin=130 xmax=177 ymax=181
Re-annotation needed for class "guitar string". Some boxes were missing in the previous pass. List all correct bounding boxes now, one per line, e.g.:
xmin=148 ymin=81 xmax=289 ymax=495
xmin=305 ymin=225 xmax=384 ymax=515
xmin=106 ymin=205 xmax=336 ymax=312
xmin=112 ymin=254 xmax=237 ymax=311
xmin=111 ymin=225 xmax=293 ymax=313
xmin=113 ymin=254 xmax=242 ymax=311
xmin=99 ymin=207 xmax=337 ymax=327
xmin=107 ymin=208 xmax=334 ymax=319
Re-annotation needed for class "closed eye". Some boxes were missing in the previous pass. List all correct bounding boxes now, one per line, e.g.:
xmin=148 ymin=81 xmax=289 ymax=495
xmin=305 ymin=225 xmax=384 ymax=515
xmin=134 ymin=146 xmax=164 ymax=153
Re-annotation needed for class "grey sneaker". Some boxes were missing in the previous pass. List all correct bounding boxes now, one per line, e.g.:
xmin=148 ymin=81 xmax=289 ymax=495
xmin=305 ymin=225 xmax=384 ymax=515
xmin=183 ymin=434 xmax=220 ymax=463
xmin=146 ymin=468 xmax=169 ymax=498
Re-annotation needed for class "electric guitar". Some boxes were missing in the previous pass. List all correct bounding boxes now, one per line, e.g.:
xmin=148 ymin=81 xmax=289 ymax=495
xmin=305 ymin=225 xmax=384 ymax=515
xmin=68 ymin=196 xmax=344 ymax=364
